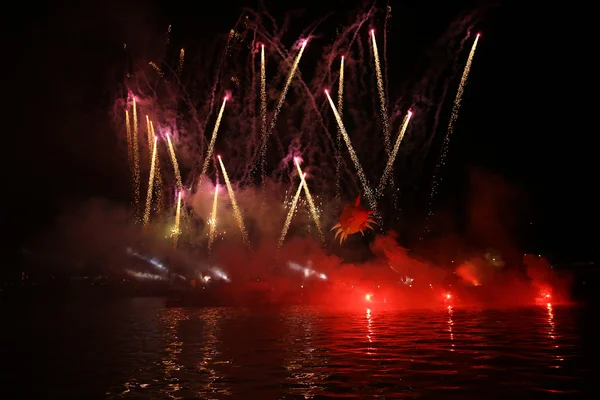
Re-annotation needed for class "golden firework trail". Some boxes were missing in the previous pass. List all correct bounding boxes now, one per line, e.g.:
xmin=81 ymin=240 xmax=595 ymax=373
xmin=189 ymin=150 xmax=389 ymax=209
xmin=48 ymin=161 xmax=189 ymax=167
xmin=259 ymin=44 xmax=268 ymax=186
xmin=370 ymin=30 xmax=390 ymax=155
xmin=146 ymin=115 xmax=153 ymax=146
xmin=143 ymin=137 xmax=158 ymax=227
xmin=199 ymin=97 xmax=228 ymax=188
xmin=166 ymin=134 xmax=183 ymax=192
xmin=278 ymin=173 xmax=305 ymax=249
xmin=208 ymin=182 xmax=219 ymax=256
xmin=217 ymin=156 xmax=249 ymax=246
xmin=377 ymin=111 xmax=412 ymax=194
xmin=261 ymin=39 xmax=308 ymax=183
xmin=149 ymin=121 xmax=163 ymax=213
xmin=172 ymin=190 xmax=182 ymax=247
xmin=338 ymin=56 xmax=345 ymax=117
xmin=149 ymin=61 xmax=164 ymax=77
xmin=426 ymin=34 xmax=480 ymax=227
xmin=132 ymin=99 xmax=141 ymax=220
xmin=294 ymin=159 xmax=324 ymax=242
xmin=177 ymin=48 xmax=185 ymax=76
xmin=444 ymin=34 xmax=480 ymax=153
xmin=335 ymin=56 xmax=345 ymax=205
xmin=125 ymin=110 xmax=133 ymax=174
xmin=325 ymin=90 xmax=378 ymax=216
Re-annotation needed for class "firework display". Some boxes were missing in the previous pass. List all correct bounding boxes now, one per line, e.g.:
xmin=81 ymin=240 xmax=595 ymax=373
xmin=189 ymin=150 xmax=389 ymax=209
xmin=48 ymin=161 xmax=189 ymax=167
xmin=104 ymin=6 xmax=568 ymax=310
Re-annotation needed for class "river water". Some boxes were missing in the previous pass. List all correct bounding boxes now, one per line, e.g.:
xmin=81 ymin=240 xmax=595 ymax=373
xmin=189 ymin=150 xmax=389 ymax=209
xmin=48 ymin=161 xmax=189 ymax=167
xmin=2 ymin=298 xmax=594 ymax=398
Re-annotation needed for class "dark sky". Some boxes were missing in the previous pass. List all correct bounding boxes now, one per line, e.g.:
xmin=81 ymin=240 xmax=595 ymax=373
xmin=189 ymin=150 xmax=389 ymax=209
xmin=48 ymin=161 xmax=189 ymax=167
xmin=6 ymin=0 xmax=595 ymax=271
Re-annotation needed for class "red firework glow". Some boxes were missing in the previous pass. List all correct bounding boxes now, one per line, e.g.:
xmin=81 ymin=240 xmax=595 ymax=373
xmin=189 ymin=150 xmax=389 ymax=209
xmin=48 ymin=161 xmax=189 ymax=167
xmin=330 ymin=195 xmax=376 ymax=244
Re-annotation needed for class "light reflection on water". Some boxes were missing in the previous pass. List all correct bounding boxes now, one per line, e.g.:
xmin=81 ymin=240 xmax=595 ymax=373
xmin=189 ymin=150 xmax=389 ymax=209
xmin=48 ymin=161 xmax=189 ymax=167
xmin=3 ymin=298 xmax=587 ymax=398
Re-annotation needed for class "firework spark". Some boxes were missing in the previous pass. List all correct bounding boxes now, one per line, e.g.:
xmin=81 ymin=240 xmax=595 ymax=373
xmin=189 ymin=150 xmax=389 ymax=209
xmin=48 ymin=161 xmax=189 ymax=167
xmin=426 ymin=33 xmax=480 ymax=231
xmin=370 ymin=29 xmax=390 ymax=155
xmin=177 ymin=48 xmax=185 ymax=76
xmin=143 ymin=137 xmax=158 ymax=227
xmin=325 ymin=90 xmax=378 ymax=217
xmin=261 ymin=39 xmax=308 ymax=184
xmin=377 ymin=111 xmax=412 ymax=194
xmin=132 ymin=98 xmax=141 ymax=220
xmin=335 ymin=55 xmax=345 ymax=206
xmin=278 ymin=173 xmax=306 ymax=249
xmin=294 ymin=159 xmax=324 ymax=242
xmin=208 ymin=182 xmax=219 ymax=256
xmin=218 ymin=155 xmax=249 ymax=246
xmin=125 ymin=110 xmax=133 ymax=175
xmin=172 ymin=190 xmax=182 ymax=247
xmin=259 ymin=44 xmax=268 ymax=192
xmin=166 ymin=134 xmax=183 ymax=192
xmin=149 ymin=121 xmax=163 ymax=213
xmin=199 ymin=97 xmax=228 ymax=188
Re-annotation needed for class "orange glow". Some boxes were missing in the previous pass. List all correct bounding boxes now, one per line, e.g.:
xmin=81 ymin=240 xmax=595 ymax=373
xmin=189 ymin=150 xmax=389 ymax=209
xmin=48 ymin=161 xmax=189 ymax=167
xmin=445 ymin=294 xmax=452 ymax=300
xmin=365 ymin=294 xmax=372 ymax=302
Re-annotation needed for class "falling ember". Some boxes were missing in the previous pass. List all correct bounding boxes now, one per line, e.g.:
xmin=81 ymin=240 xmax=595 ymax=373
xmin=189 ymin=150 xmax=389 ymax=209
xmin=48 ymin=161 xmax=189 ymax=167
xmin=261 ymin=39 xmax=308 ymax=184
xmin=143 ymin=137 xmax=158 ymax=227
xmin=132 ymin=99 xmax=141 ymax=220
xmin=172 ymin=191 xmax=182 ymax=247
xmin=426 ymin=34 xmax=480 ymax=229
xmin=259 ymin=45 xmax=268 ymax=190
xmin=177 ymin=48 xmax=185 ymax=76
xmin=217 ymin=156 xmax=249 ymax=246
xmin=370 ymin=30 xmax=390 ymax=156
xmin=325 ymin=90 xmax=378 ymax=217
xmin=199 ymin=97 xmax=228 ymax=187
xmin=335 ymin=56 xmax=345 ymax=206
xmin=208 ymin=182 xmax=219 ymax=256
xmin=294 ymin=159 xmax=324 ymax=242
xmin=377 ymin=111 xmax=412 ymax=194
xmin=278 ymin=173 xmax=306 ymax=249
xmin=166 ymin=134 xmax=183 ymax=192
xmin=125 ymin=110 xmax=133 ymax=175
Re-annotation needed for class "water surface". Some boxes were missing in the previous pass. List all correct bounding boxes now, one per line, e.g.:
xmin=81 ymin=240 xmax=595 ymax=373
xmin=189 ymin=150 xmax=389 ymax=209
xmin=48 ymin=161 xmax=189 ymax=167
xmin=2 ymin=298 xmax=593 ymax=398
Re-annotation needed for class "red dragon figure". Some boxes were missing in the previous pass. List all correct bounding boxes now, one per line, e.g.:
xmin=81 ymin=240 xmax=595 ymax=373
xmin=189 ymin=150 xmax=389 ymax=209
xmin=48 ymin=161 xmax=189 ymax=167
xmin=330 ymin=195 xmax=376 ymax=245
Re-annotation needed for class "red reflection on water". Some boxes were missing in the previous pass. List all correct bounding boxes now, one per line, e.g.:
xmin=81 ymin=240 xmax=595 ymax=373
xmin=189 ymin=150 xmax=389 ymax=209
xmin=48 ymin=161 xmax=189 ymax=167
xmin=447 ymin=305 xmax=455 ymax=350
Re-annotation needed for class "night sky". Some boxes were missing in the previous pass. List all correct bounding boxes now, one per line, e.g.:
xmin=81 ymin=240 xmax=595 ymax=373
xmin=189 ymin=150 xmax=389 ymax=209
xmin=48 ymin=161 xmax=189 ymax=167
xmin=6 ymin=0 xmax=595 ymax=278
